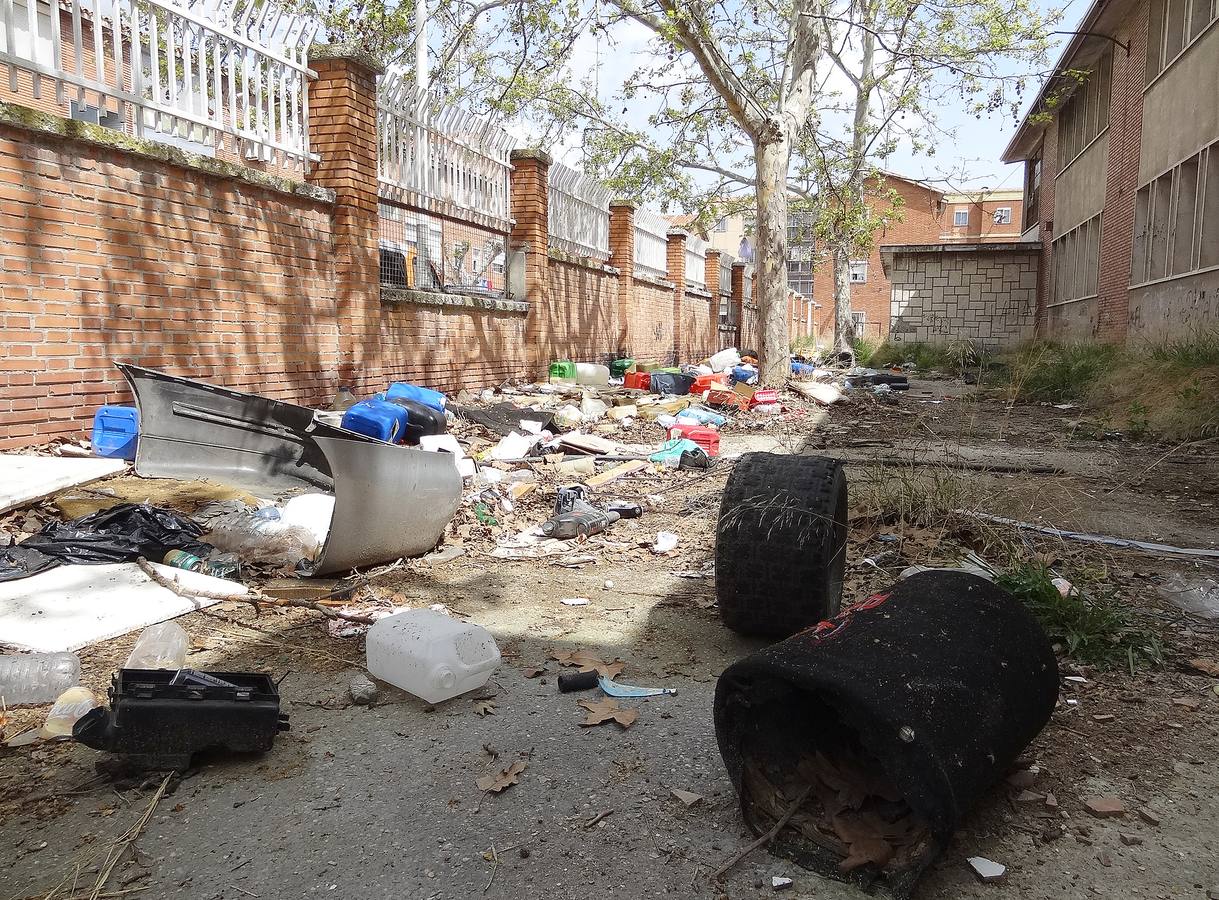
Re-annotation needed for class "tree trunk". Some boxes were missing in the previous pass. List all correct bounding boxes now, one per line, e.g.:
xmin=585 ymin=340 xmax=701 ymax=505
xmin=753 ymin=135 xmax=791 ymax=384
xmin=832 ymin=247 xmax=855 ymax=353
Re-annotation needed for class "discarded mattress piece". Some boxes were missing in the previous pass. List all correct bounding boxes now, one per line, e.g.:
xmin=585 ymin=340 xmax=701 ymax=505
xmin=0 ymin=454 xmax=127 ymax=515
xmin=117 ymin=365 xmax=462 ymax=575
xmin=713 ymin=571 xmax=1058 ymax=899
xmin=0 ymin=562 xmax=247 ymax=653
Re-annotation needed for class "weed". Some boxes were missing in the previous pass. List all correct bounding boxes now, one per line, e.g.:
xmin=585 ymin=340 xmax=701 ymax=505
xmin=850 ymin=459 xmax=980 ymax=527
xmin=1007 ymin=342 xmax=1122 ymax=402
xmin=866 ymin=341 xmax=957 ymax=372
xmin=852 ymin=335 xmax=880 ymax=363
xmin=1144 ymin=330 xmax=1219 ymax=368
xmin=1126 ymin=401 xmax=1149 ymax=439
xmin=996 ymin=563 xmax=1163 ymax=670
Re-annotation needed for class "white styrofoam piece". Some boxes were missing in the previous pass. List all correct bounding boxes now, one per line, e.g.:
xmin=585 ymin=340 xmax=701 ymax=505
xmin=0 ymin=563 xmax=248 ymax=652
xmin=0 ymin=454 xmax=127 ymax=514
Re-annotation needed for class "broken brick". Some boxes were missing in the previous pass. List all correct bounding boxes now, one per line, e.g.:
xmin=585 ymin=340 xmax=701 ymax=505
xmin=1084 ymin=797 xmax=1126 ymax=818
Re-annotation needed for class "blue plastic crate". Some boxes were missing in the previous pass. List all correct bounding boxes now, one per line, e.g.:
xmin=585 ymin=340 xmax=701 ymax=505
xmin=92 ymin=406 xmax=139 ymax=460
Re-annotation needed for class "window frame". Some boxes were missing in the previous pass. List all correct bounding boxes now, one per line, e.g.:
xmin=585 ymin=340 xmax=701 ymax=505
xmin=1049 ymin=213 xmax=1102 ymax=306
xmin=848 ymin=260 xmax=869 ymax=283
xmin=1147 ymin=0 xmax=1219 ymax=84
xmin=953 ymin=209 xmax=970 ymax=227
xmin=1132 ymin=140 xmax=1219 ymax=285
xmin=994 ymin=207 xmax=1013 ymax=225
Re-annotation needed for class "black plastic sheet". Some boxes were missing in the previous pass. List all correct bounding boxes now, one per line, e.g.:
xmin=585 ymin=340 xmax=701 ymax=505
xmin=0 ymin=503 xmax=213 ymax=582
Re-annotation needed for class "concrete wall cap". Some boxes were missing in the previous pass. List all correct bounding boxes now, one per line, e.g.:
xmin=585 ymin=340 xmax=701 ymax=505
xmin=510 ymin=148 xmax=553 ymax=165
xmin=308 ymin=44 xmax=386 ymax=75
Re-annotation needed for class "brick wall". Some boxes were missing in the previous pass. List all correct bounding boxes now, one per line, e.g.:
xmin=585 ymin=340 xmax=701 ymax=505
xmin=0 ymin=116 xmax=339 ymax=450
xmin=883 ymin=244 xmax=1040 ymax=349
xmin=812 ymin=176 xmax=945 ymax=340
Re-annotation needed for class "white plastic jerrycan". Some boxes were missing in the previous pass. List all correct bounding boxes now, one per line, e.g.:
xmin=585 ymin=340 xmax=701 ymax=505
xmin=365 ymin=609 xmax=500 ymax=704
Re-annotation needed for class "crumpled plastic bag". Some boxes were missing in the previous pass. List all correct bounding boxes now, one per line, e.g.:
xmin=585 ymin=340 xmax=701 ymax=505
xmin=0 ymin=503 xmax=213 ymax=582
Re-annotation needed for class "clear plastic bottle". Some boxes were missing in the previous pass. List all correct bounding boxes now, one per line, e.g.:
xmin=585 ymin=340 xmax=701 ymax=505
xmin=0 ymin=652 xmax=81 ymax=705
xmin=330 ymin=386 xmax=358 ymax=412
xmin=125 ymin=622 xmax=189 ymax=670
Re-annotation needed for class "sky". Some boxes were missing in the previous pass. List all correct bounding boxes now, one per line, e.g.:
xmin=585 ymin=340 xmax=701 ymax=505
xmin=530 ymin=0 xmax=1094 ymax=197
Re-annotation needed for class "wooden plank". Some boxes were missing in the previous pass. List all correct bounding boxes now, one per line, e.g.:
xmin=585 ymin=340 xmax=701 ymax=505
xmin=586 ymin=460 xmax=649 ymax=488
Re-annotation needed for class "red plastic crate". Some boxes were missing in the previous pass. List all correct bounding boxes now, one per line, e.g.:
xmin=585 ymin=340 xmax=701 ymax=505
xmin=667 ymin=424 xmax=721 ymax=456
xmin=692 ymin=373 xmax=727 ymax=394
xmin=750 ymin=388 xmax=779 ymax=406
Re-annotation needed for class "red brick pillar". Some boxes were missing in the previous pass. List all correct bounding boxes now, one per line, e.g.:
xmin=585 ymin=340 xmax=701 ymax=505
xmin=307 ymin=46 xmax=383 ymax=394
xmin=609 ymin=202 xmax=636 ymax=352
xmin=705 ymin=249 xmax=723 ymax=346
xmin=731 ymin=262 xmax=746 ymax=348
xmin=666 ymin=228 xmax=687 ymax=362
xmin=510 ymin=149 xmax=550 ymax=305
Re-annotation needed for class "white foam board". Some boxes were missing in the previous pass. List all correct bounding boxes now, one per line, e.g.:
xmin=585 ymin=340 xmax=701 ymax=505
xmin=0 ymin=454 xmax=127 ymax=514
xmin=0 ymin=563 xmax=248 ymax=652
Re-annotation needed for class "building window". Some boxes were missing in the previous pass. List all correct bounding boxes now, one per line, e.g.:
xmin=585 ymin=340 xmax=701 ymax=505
xmin=1147 ymin=0 xmax=1218 ymax=82
xmin=953 ymin=209 xmax=969 ymax=227
xmin=1132 ymin=139 xmax=1219 ymax=284
xmin=849 ymin=260 xmax=868 ymax=283
xmin=714 ymin=217 xmax=728 ymax=233
xmin=787 ymin=212 xmax=814 ymax=245
xmin=789 ymin=279 xmax=813 ymax=297
xmin=850 ymin=311 xmax=866 ymax=328
xmin=1057 ymin=50 xmax=1112 ymax=167
xmin=1051 ymin=214 xmax=1101 ymax=303
xmin=994 ymin=207 xmax=1013 ymax=225
xmin=1024 ymin=156 xmax=1042 ymax=229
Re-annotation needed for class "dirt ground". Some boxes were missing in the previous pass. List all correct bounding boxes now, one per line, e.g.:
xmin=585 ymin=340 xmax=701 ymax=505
xmin=2 ymin=379 xmax=1218 ymax=900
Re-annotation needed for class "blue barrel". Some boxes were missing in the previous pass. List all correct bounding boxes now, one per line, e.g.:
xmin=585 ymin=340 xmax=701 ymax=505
xmin=385 ymin=382 xmax=446 ymax=412
xmin=341 ymin=399 xmax=409 ymax=443
xmin=92 ymin=406 xmax=139 ymax=460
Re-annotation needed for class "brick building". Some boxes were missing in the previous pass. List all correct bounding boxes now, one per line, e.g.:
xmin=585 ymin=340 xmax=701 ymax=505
xmin=939 ymin=190 xmax=1025 ymax=243
xmin=1001 ymin=0 xmax=1219 ymax=341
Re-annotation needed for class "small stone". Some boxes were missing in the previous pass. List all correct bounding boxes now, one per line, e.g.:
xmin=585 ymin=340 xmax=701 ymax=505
xmin=1138 ymin=808 xmax=1161 ymax=826
xmin=1007 ymin=769 xmax=1037 ymax=789
xmin=1040 ymin=823 xmax=1064 ymax=842
xmin=967 ymin=857 xmax=1007 ymax=883
xmin=1084 ymin=796 xmax=1126 ymax=818
xmin=519 ymin=847 xmax=531 ymax=859
xmin=1045 ymin=792 xmax=1059 ymax=809
xmin=1097 ymin=850 xmax=1113 ymax=867
xmin=349 ymin=674 xmax=378 ymax=705
xmin=771 ymin=876 xmax=794 ymax=891
xmin=604 ymin=580 xmax=614 ymax=589
xmin=1119 ymin=832 xmax=1143 ymax=846
xmin=1092 ymin=713 xmax=1116 ymax=722
xmin=1171 ymin=697 xmax=1201 ymax=710
xmin=1015 ymin=790 xmax=1046 ymax=804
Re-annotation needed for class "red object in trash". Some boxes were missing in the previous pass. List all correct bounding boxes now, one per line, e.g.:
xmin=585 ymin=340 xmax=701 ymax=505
xmin=750 ymin=388 xmax=779 ymax=406
xmin=707 ymin=388 xmax=749 ymax=410
xmin=667 ymin=424 xmax=721 ymax=457
xmin=692 ymin=373 xmax=726 ymax=394
xmin=624 ymin=372 xmax=651 ymax=391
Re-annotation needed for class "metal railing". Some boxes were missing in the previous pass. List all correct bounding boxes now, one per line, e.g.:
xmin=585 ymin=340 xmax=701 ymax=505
xmin=633 ymin=207 xmax=669 ymax=279
xmin=718 ymin=251 xmax=736 ymax=296
xmin=0 ymin=0 xmax=319 ymax=172
xmin=547 ymin=160 xmax=611 ymax=261
xmin=378 ymin=69 xmax=515 ymax=233
xmin=684 ymin=233 xmax=707 ymax=288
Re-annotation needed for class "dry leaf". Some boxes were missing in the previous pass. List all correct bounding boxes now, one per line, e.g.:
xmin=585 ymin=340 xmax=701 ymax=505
xmin=477 ymin=759 xmax=527 ymax=793
xmin=1187 ymin=658 xmax=1219 ymax=677
xmin=522 ymin=666 xmax=546 ymax=678
xmin=171 ymin=803 xmax=186 ymax=813
xmin=578 ymin=698 xmax=637 ymax=729
xmin=473 ymin=700 xmax=497 ymax=717
xmin=551 ymin=649 xmax=626 ymax=679
xmin=671 ymin=789 xmax=704 ymax=807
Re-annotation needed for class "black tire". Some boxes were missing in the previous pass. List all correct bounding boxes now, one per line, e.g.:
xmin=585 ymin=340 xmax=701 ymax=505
xmin=715 ymin=453 xmax=848 ymax=638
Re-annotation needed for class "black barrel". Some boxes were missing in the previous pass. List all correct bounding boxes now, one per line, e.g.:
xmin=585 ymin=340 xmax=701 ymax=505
xmin=713 ymin=571 xmax=1058 ymax=897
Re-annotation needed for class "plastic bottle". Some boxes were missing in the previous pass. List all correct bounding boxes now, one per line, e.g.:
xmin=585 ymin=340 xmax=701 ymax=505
xmin=675 ymin=407 xmax=727 ymax=427
xmin=329 ymin=386 xmax=358 ymax=412
xmin=365 ymin=609 xmax=501 ymax=704
xmin=162 ymin=549 xmax=241 ymax=580
xmin=125 ymin=621 xmax=189 ymax=670
xmin=0 ymin=652 xmax=81 ymax=704
xmin=574 ymin=363 xmax=610 ymax=387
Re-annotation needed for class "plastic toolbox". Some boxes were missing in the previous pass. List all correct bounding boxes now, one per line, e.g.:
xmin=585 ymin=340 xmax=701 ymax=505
xmin=73 ymin=669 xmax=289 ymax=770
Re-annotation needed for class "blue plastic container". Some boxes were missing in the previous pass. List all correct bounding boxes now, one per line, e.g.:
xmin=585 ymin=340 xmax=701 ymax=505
xmin=341 ymin=399 xmax=409 ymax=443
xmin=730 ymin=365 xmax=759 ymax=385
xmin=675 ymin=407 xmax=727 ymax=428
xmin=791 ymin=361 xmax=817 ymax=376
xmin=92 ymin=405 xmax=139 ymax=460
xmin=385 ymin=382 xmax=446 ymax=413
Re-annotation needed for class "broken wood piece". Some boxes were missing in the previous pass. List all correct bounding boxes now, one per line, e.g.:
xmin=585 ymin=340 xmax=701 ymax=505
xmin=586 ymin=460 xmax=649 ymax=488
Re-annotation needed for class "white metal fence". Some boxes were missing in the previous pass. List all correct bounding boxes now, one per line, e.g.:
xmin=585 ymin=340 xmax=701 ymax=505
xmin=0 ymin=0 xmax=319 ymax=172
xmin=633 ymin=207 xmax=669 ymax=279
xmin=684 ymin=233 xmax=707 ymax=288
xmin=547 ymin=160 xmax=611 ymax=261
xmin=378 ymin=69 xmax=514 ymax=233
